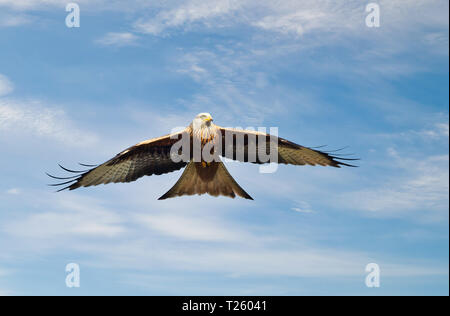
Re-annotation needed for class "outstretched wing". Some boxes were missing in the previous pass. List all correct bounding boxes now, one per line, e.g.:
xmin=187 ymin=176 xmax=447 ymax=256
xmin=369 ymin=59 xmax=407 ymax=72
xmin=217 ymin=127 xmax=358 ymax=167
xmin=48 ymin=130 xmax=190 ymax=191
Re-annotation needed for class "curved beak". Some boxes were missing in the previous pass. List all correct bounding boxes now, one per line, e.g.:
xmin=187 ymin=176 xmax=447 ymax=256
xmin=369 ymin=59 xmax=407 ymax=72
xmin=204 ymin=116 xmax=213 ymax=123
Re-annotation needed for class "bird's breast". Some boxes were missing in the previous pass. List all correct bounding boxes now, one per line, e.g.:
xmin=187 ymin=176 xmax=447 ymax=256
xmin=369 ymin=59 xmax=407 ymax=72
xmin=193 ymin=126 xmax=220 ymax=146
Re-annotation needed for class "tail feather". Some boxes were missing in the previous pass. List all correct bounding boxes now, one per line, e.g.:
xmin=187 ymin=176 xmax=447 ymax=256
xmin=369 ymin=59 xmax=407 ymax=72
xmin=158 ymin=160 xmax=253 ymax=200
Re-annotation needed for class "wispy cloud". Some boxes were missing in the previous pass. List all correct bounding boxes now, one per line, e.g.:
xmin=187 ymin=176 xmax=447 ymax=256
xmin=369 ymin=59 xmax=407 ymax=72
xmin=172 ymin=47 xmax=302 ymax=125
xmin=95 ymin=32 xmax=139 ymax=47
xmin=292 ymin=207 xmax=315 ymax=214
xmin=132 ymin=0 xmax=360 ymax=37
xmin=0 ymin=13 xmax=33 ymax=27
xmin=339 ymin=153 xmax=449 ymax=222
xmin=2 ymin=190 xmax=446 ymax=279
xmin=2 ymin=0 xmax=448 ymax=55
xmin=0 ymin=74 xmax=13 ymax=96
xmin=3 ymin=194 xmax=126 ymax=240
xmin=132 ymin=0 xmax=448 ymax=50
xmin=376 ymin=121 xmax=450 ymax=142
xmin=0 ymin=98 xmax=98 ymax=147
xmin=0 ymin=289 xmax=12 ymax=296
xmin=0 ymin=0 xmax=92 ymax=10
xmin=291 ymin=201 xmax=316 ymax=214
xmin=134 ymin=0 xmax=243 ymax=35
xmin=292 ymin=208 xmax=315 ymax=214
xmin=135 ymin=213 xmax=249 ymax=242
xmin=5 ymin=188 xmax=20 ymax=195
xmin=413 ymin=122 xmax=449 ymax=140
xmin=430 ymin=122 xmax=449 ymax=138
xmin=0 ymin=267 xmax=12 ymax=296
xmin=163 ymin=0 xmax=448 ymax=127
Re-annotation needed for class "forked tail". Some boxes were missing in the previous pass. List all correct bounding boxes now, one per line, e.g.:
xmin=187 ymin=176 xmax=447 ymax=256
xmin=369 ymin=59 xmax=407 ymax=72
xmin=158 ymin=160 xmax=253 ymax=200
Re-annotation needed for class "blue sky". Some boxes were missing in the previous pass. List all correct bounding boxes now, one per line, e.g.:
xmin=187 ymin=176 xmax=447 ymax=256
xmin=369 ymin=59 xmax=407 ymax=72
xmin=0 ymin=0 xmax=448 ymax=296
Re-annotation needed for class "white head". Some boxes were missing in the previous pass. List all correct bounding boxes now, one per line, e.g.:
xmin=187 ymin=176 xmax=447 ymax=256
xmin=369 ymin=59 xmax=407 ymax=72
xmin=192 ymin=112 xmax=214 ymax=130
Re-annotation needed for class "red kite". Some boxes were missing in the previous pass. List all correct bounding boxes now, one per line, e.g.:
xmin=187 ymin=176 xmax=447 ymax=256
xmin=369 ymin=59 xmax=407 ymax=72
xmin=48 ymin=113 xmax=357 ymax=200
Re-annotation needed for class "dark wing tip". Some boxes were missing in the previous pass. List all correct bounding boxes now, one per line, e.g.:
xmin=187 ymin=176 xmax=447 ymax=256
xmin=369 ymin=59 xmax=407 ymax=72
xmin=311 ymin=145 xmax=359 ymax=168
xmin=309 ymin=144 xmax=328 ymax=149
xmin=48 ymin=179 xmax=78 ymax=187
xmin=329 ymin=155 xmax=360 ymax=168
xmin=58 ymin=164 xmax=89 ymax=173
xmin=47 ymin=164 xmax=90 ymax=192
xmin=45 ymin=172 xmax=79 ymax=180
xmin=78 ymin=163 xmax=98 ymax=167
xmin=47 ymin=178 xmax=79 ymax=192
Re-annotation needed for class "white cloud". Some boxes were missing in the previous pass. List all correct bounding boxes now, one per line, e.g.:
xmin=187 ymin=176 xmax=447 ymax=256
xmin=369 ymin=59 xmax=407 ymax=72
xmin=95 ymin=32 xmax=139 ymax=47
xmin=340 ymin=154 xmax=449 ymax=221
xmin=0 ymin=98 xmax=98 ymax=147
xmin=291 ymin=201 xmax=316 ymax=213
xmin=1 ymin=0 xmax=447 ymax=53
xmin=252 ymin=6 xmax=342 ymax=36
xmin=3 ymin=194 xmax=126 ymax=239
xmin=375 ymin=121 xmax=450 ymax=142
xmin=1 ymin=188 xmax=446 ymax=280
xmin=0 ymin=290 xmax=12 ymax=296
xmin=417 ymin=123 xmax=450 ymax=139
xmin=133 ymin=0 xmax=355 ymax=36
xmin=292 ymin=207 xmax=315 ymax=214
xmin=0 ymin=268 xmax=9 ymax=277
xmin=0 ymin=13 xmax=33 ymax=27
xmin=135 ymin=213 xmax=250 ymax=242
xmin=5 ymin=188 xmax=20 ymax=195
xmin=0 ymin=74 xmax=13 ymax=96
xmin=0 ymin=268 xmax=12 ymax=296
xmin=172 ymin=48 xmax=293 ymax=125
xmin=435 ymin=122 xmax=449 ymax=137
xmin=131 ymin=0 xmax=448 ymax=51
xmin=0 ymin=0 xmax=88 ymax=10
xmin=134 ymin=0 xmax=243 ymax=35
xmin=99 ymin=238 xmax=445 ymax=278
xmin=135 ymin=0 xmax=448 ymax=101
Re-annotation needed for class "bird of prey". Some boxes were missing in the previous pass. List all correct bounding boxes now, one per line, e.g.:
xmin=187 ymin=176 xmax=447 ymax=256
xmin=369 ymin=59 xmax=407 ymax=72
xmin=48 ymin=113 xmax=357 ymax=200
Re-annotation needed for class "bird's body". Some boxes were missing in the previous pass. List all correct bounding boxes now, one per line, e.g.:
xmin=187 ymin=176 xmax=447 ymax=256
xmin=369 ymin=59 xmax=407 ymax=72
xmin=48 ymin=113 xmax=357 ymax=200
xmin=191 ymin=112 xmax=221 ymax=155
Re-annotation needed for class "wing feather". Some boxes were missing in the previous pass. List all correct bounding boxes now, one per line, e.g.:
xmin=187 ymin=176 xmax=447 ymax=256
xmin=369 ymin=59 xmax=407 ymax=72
xmin=49 ymin=130 xmax=190 ymax=191
xmin=218 ymin=127 xmax=357 ymax=168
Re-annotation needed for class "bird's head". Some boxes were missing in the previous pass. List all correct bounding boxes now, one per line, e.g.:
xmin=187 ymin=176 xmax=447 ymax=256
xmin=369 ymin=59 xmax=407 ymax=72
xmin=193 ymin=112 xmax=214 ymax=129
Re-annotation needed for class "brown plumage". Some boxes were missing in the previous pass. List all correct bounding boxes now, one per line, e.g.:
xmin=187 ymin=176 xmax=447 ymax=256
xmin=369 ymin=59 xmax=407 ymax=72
xmin=219 ymin=127 xmax=356 ymax=167
xmin=48 ymin=131 xmax=189 ymax=192
xmin=158 ymin=160 xmax=253 ymax=200
xmin=48 ymin=113 xmax=357 ymax=199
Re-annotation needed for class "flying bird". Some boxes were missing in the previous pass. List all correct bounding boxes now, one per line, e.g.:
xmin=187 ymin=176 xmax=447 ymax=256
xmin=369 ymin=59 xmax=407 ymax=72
xmin=48 ymin=113 xmax=357 ymax=200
